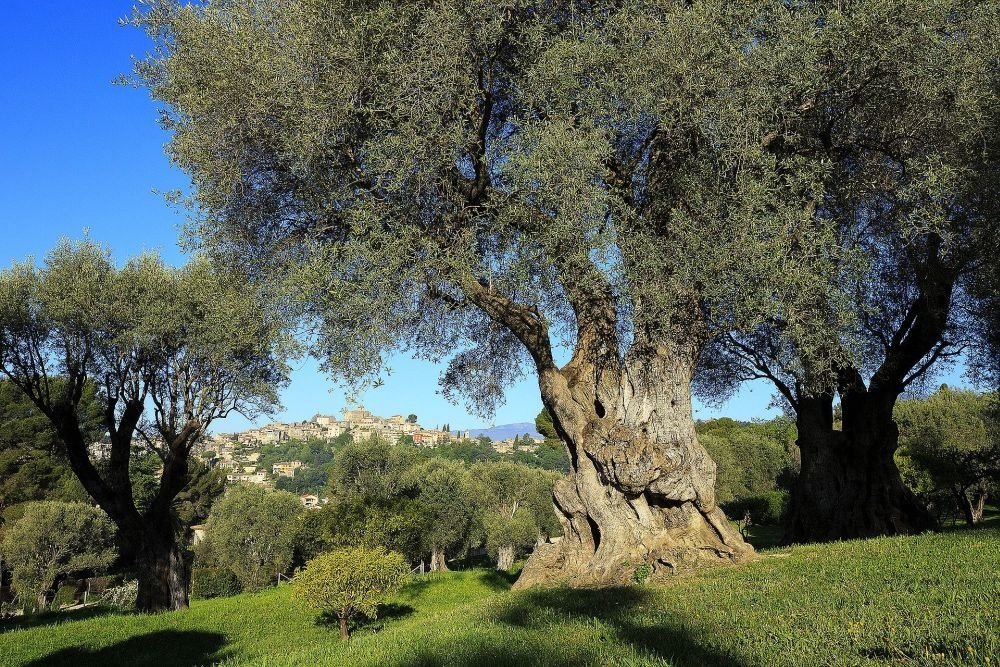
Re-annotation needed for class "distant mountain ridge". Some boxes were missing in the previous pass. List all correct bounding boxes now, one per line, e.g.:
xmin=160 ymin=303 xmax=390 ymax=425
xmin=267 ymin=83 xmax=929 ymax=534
xmin=466 ymin=422 xmax=541 ymax=441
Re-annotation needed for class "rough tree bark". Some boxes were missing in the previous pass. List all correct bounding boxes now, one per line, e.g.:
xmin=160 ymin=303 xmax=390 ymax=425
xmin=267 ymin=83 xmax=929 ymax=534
xmin=514 ymin=345 xmax=753 ymax=589
xmin=496 ymin=545 xmax=515 ymax=572
xmin=132 ymin=517 xmax=190 ymax=612
xmin=957 ymin=481 xmax=988 ymax=527
xmin=338 ymin=614 xmax=350 ymax=640
xmin=786 ymin=394 xmax=935 ymax=543
xmin=429 ymin=548 xmax=449 ymax=572
xmin=54 ymin=415 xmax=192 ymax=612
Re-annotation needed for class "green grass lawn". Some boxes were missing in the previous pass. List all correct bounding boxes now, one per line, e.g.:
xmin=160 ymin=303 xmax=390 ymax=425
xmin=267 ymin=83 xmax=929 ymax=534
xmin=2 ymin=528 xmax=997 ymax=667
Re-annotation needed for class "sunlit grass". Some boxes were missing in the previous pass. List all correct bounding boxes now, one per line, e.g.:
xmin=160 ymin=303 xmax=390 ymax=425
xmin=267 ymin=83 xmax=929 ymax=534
xmin=2 ymin=528 xmax=997 ymax=666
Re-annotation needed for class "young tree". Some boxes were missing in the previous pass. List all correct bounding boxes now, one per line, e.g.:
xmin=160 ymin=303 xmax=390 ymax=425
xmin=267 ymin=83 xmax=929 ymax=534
xmin=292 ymin=546 xmax=408 ymax=640
xmin=896 ymin=387 xmax=1000 ymax=526
xmin=0 ymin=501 xmax=116 ymax=611
xmin=404 ymin=459 xmax=477 ymax=571
xmin=204 ymin=485 xmax=302 ymax=591
xmin=129 ymin=0 xmax=856 ymax=587
xmin=0 ymin=241 xmax=290 ymax=610
xmin=697 ymin=1 xmax=1000 ymax=542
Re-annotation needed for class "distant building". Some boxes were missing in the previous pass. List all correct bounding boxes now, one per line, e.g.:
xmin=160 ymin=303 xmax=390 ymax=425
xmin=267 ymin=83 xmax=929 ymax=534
xmin=273 ymin=461 xmax=304 ymax=478
xmin=226 ymin=472 xmax=271 ymax=487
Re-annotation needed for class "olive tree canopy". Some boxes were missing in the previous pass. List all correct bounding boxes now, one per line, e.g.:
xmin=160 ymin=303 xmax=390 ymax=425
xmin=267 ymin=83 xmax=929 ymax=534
xmin=0 ymin=240 xmax=291 ymax=610
xmin=131 ymin=0 xmax=850 ymax=584
xmin=695 ymin=0 xmax=1000 ymax=542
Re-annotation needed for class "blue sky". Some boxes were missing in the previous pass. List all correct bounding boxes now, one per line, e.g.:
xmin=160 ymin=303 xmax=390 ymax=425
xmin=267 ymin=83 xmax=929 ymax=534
xmin=1 ymin=3 xmax=970 ymax=433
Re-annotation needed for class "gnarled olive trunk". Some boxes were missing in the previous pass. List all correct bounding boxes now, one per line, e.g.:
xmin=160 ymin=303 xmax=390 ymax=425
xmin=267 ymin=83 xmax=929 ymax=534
xmin=515 ymin=347 xmax=752 ymax=589
xmin=957 ymin=481 xmax=988 ymax=527
xmin=496 ymin=545 xmax=516 ymax=572
xmin=133 ymin=520 xmax=190 ymax=613
xmin=786 ymin=394 xmax=935 ymax=543
xmin=429 ymin=548 xmax=449 ymax=572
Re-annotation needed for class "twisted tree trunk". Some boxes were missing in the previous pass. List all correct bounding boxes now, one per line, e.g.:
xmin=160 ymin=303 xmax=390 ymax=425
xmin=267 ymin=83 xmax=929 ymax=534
xmin=957 ymin=481 xmax=989 ymax=527
xmin=496 ymin=545 xmax=515 ymax=572
xmin=429 ymin=548 xmax=449 ymax=572
xmin=786 ymin=393 xmax=935 ymax=543
xmin=515 ymin=346 xmax=752 ymax=589
xmin=133 ymin=515 xmax=190 ymax=612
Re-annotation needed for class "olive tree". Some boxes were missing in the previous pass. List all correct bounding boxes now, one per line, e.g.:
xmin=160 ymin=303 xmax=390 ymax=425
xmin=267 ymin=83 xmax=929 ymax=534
xmin=204 ymin=485 xmax=303 ymax=590
xmin=292 ymin=546 xmax=409 ymax=640
xmin=697 ymin=0 xmax=1000 ymax=542
xmin=0 ymin=501 xmax=116 ymax=611
xmin=472 ymin=462 xmax=561 ymax=572
xmin=896 ymin=387 xmax=1000 ymax=526
xmin=131 ymin=0 xmax=854 ymax=586
xmin=0 ymin=240 xmax=290 ymax=611
xmin=404 ymin=458 xmax=477 ymax=572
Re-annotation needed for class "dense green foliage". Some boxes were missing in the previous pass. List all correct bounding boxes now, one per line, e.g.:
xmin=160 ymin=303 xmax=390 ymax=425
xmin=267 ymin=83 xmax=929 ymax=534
xmin=190 ymin=568 xmax=242 ymax=600
xmin=695 ymin=417 xmax=797 ymax=525
xmin=0 ymin=381 xmax=99 ymax=512
xmin=0 ymin=502 xmax=116 ymax=612
xmin=201 ymin=486 xmax=303 ymax=592
xmin=2 ymin=529 xmax=996 ymax=665
xmin=896 ymin=386 xmax=1000 ymax=525
xmin=405 ymin=459 xmax=478 ymax=566
xmin=471 ymin=462 xmax=561 ymax=570
xmin=292 ymin=546 xmax=408 ymax=637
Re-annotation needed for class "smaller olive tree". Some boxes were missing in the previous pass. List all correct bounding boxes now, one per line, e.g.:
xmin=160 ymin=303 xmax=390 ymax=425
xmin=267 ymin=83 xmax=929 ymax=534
xmin=0 ymin=501 xmax=116 ymax=611
xmin=203 ymin=485 xmax=302 ymax=591
xmin=471 ymin=462 xmax=561 ymax=572
xmin=292 ymin=546 xmax=408 ymax=640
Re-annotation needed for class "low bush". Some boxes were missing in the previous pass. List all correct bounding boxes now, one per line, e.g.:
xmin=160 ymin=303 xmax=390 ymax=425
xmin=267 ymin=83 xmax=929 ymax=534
xmin=101 ymin=580 xmax=138 ymax=609
xmin=191 ymin=568 xmax=242 ymax=599
xmin=292 ymin=546 xmax=409 ymax=639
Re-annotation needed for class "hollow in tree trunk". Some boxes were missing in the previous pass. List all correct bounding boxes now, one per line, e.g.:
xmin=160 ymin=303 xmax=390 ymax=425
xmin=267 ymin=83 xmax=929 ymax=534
xmin=514 ymin=347 xmax=753 ymax=589
xmin=785 ymin=394 xmax=935 ymax=543
xmin=429 ymin=548 xmax=449 ymax=572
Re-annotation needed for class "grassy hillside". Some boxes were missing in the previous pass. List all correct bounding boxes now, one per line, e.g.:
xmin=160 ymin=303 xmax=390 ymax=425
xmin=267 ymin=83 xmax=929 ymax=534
xmin=2 ymin=528 xmax=997 ymax=666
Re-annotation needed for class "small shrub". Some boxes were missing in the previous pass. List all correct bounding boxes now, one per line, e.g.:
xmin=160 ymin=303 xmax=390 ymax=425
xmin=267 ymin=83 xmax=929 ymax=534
xmin=101 ymin=580 xmax=138 ymax=609
xmin=292 ymin=546 xmax=408 ymax=639
xmin=191 ymin=568 xmax=242 ymax=599
xmin=633 ymin=563 xmax=653 ymax=584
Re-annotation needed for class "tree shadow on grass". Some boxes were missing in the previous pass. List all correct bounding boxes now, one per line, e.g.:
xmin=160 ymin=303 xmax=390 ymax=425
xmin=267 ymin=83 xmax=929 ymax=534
xmin=23 ymin=629 xmax=226 ymax=667
xmin=493 ymin=586 xmax=748 ymax=667
xmin=318 ymin=602 xmax=415 ymax=635
xmin=475 ymin=568 xmax=518 ymax=592
xmin=0 ymin=605 xmax=123 ymax=635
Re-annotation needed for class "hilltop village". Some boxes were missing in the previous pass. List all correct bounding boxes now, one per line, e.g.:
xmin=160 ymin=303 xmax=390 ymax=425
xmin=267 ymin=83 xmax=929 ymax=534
xmin=191 ymin=407 xmax=547 ymax=495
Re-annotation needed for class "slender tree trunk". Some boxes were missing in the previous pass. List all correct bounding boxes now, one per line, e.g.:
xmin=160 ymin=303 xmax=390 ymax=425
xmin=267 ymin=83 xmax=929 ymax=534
xmin=132 ymin=521 xmax=190 ymax=612
xmin=515 ymin=347 xmax=752 ymax=589
xmin=786 ymin=393 xmax=935 ymax=543
xmin=429 ymin=548 xmax=449 ymax=572
xmin=496 ymin=545 xmax=515 ymax=572
xmin=971 ymin=483 xmax=988 ymax=525
xmin=338 ymin=613 xmax=350 ymax=640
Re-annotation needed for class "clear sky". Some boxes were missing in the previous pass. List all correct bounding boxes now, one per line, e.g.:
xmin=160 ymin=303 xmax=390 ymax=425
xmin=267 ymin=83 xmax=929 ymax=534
xmin=0 ymin=3 xmax=972 ymax=433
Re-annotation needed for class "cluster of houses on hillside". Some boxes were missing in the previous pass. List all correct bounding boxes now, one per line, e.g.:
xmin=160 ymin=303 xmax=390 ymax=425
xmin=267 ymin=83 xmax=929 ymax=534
xmin=87 ymin=406 xmax=545 ymax=507
xmin=226 ymin=406 xmax=470 ymax=449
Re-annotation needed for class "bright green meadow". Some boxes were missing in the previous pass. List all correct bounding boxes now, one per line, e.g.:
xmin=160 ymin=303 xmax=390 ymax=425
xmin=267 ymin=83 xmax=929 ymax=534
xmin=1 ymin=528 xmax=997 ymax=666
